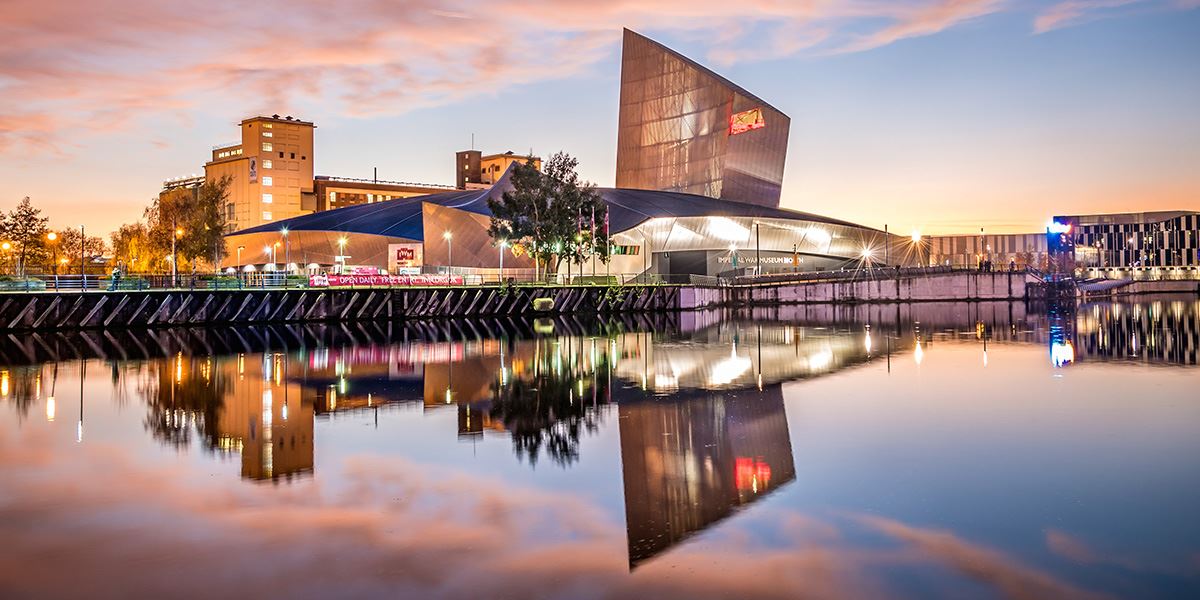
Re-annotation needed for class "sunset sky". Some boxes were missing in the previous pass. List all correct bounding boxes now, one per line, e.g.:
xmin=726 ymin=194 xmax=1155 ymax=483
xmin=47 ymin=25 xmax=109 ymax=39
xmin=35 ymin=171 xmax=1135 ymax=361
xmin=1 ymin=0 xmax=1197 ymax=237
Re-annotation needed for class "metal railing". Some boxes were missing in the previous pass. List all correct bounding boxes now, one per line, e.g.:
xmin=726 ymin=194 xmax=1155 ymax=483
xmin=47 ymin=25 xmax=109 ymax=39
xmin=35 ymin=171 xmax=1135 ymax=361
xmin=2 ymin=265 xmax=1062 ymax=293
xmin=0 ymin=271 xmax=693 ymax=292
xmin=1081 ymin=266 xmax=1200 ymax=281
xmin=719 ymin=264 xmax=1061 ymax=287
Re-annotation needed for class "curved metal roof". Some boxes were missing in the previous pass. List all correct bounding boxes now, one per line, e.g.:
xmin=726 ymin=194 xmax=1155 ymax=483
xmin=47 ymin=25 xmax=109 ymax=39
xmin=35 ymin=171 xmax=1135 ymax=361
xmin=234 ymin=170 xmax=874 ymax=241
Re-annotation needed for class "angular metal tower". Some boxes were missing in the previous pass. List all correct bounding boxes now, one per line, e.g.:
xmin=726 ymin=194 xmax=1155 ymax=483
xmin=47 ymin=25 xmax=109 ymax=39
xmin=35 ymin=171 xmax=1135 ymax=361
xmin=615 ymin=29 xmax=790 ymax=208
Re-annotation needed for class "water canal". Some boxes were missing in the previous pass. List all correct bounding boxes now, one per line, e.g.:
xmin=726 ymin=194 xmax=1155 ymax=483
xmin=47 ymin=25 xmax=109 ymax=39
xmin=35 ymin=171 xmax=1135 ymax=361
xmin=1 ymin=298 xmax=1197 ymax=599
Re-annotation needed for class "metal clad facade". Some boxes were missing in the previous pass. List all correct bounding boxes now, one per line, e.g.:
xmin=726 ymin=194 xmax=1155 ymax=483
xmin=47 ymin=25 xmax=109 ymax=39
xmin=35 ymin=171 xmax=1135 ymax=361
xmin=615 ymin=29 xmax=788 ymax=208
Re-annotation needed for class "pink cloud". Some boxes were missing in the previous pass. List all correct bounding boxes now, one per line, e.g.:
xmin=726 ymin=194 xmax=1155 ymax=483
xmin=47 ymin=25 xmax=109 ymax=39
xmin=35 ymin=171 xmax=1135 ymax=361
xmin=837 ymin=0 xmax=1006 ymax=54
xmin=1045 ymin=528 xmax=1200 ymax=576
xmin=0 ymin=0 xmax=1194 ymax=156
xmin=1033 ymin=0 xmax=1143 ymax=33
xmin=0 ymin=423 xmax=1125 ymax=599
xmin=857 ymin=515 xmax=1114 ymax=600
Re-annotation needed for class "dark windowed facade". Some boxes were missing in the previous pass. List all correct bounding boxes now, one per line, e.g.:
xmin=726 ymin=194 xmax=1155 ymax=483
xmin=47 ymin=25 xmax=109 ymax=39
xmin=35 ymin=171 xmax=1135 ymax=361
xmin=615 ymin=29 xmax=790 ymax=208
xmin=1055 ymin=211 xmax=1200 ymax=267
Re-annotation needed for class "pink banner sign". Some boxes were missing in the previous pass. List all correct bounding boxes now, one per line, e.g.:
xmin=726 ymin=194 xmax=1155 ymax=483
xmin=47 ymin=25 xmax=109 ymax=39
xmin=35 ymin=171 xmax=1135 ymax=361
xmin=309 ymin=274 xmax=464 ymax=287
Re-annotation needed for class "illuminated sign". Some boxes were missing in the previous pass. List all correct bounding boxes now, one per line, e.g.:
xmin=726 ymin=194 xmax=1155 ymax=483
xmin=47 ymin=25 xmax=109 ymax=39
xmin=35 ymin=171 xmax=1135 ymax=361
xmin=729 ymin=108 xmax=766 ymax=135
xmin=248 ymin=157 xmax=258 ymax=183
xmin=1046 ymin=221 xmax=1071 ymax=234
xmin=388 ymin=243 xmax=423 ymax=272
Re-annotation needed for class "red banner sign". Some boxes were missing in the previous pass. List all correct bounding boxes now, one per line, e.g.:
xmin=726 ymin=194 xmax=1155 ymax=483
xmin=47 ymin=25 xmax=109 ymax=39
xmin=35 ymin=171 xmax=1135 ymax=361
xmin=309 ymin=274 xmax=464 ymax=287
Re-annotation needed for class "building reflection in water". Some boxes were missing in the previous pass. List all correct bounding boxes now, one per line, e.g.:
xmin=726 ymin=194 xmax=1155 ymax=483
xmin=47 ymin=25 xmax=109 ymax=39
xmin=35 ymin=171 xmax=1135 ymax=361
xmin=3 ymin=298 xmax=1198 ymax=568
xmin=141 ymin=351 xmax=313 ymax=482
xmin=619 ymin=385 xmax=796 ymax=569
xmin=1073 ymin=298 xmax=1199 ymax=365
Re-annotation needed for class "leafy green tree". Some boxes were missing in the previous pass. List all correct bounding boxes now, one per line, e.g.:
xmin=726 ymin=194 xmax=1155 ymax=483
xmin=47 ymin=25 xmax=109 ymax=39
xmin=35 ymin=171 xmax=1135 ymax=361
xmin=1 ymin=197 xmax=50 ymax=276
xmin=188 ymin=176 xmax=232 ymax=268
xmin=146 ymin=175 xmax=231 ymax=272
xmin=487 ymin=153 xmax=609 ymax=276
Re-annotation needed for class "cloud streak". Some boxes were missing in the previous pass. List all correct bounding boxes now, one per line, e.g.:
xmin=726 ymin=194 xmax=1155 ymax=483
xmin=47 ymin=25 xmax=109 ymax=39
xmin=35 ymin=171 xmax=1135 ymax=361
xmin=1 ymin=0 xmax=1195 ymax=155
xmin=1033 ymin=0 xmax=1143 ymax=33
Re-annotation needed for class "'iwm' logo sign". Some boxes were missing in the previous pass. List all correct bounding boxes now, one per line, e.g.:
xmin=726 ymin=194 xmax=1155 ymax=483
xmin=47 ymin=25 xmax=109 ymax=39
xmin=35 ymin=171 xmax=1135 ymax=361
xmin=729 ymin=108 xmax=766 ymax=135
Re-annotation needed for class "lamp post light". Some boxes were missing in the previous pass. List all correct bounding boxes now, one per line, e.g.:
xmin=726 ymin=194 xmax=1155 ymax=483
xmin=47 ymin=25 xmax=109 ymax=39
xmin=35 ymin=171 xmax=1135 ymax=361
xmin=884 ymin=224 xmax=889 ymax=269
xmin=644 ymin=233 xmax=650 ymax=276
xmin=443 ymin=231 xmax=453 ymax=275
xmin=571 ymin=233 xmax=583 ymax=282
xmin=337 ymin=237 xmax=348 ymax=273
xmin=236 ymin=245 xmax=245 ymax=273
xmin=281 ymin=227 xmax=290 ymax=273
xmin=499 ymin=239 xmax=507 ymax=283
xmin=755 ymin=222 xmax=761 ymax=277
xmin=911 ymin=229 xmax=923 ymax=267
xmin=46 ymin=231 xmax=58 ymax=276
xmin=273 ymin=242 xmax=281 ymax=268
xmin=979 ymin=226 xmax=986 ymax=270
xmin=172 ymin=226 xmax=183 ymax=287
xmin=79 ymin=225 xmax=86 ymax=289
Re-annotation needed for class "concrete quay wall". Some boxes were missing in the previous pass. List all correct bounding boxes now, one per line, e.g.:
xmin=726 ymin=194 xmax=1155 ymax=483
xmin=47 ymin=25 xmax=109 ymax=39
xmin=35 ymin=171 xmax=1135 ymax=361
xmin=730 ymin=271 xmax=1036 ymax=306
xmin=0 ymin=285 xmax=690 ymax=332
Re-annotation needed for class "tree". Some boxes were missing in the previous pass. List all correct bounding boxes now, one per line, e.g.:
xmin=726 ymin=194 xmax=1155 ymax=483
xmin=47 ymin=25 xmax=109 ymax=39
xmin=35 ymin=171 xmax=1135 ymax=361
xmin=146 ymin=175 xmax=231 ymax=272
xmin=55 ymin=228 xmax=109 ymax=275
xmin=111 ymin=222 xmax=152 ymax=273
xmin=487 ymin=153 xmax=609 ymax=277
xmin=0 ymin=197 xmax=50 ymax=276
xmin=188 ymin=176 xmax=232 ymax=267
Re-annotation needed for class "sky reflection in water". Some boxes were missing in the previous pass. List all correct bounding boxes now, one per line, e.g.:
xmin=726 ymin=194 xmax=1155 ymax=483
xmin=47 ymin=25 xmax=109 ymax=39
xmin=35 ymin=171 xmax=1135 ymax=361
xmin=1 ymin=299 xmax=1198 ymax=599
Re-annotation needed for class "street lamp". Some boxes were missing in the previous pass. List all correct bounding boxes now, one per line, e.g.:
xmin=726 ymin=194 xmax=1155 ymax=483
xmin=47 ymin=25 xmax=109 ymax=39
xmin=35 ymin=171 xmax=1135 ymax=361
xmin=499 ymin=239 xmax=507 ymax=283
xmin=281 ymin=228 xmax=290 ymax=273
xmin=335 ymin=237 xmax=349 ymax=273
xmin=0 ymin=241 xmax=10 ymax=276
xmin=236 ymin=245 xmax=245 ymax=272
xmin=172 ymin=226 xmax=183 ymax=287
xmin=79 ymin=225 xmax=85 ymax=288
xmin=443 ymin=231 xmax=453 ymax=275
xmin=911 ymin=229 xmax=923 ymax=267
xmin=45 ymin=231 xmax=59 ymax=275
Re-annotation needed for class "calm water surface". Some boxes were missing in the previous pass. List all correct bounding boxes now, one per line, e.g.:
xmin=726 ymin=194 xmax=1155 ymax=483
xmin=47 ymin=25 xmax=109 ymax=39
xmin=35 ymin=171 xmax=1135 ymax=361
xmin=1 ymin=299 xmax=1198 ymax=599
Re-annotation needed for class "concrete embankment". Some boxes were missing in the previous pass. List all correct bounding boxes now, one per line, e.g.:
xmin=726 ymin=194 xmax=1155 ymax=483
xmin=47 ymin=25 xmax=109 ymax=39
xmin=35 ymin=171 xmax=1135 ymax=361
xmin=726 ymin=270 xmax=1038 ymax=306
xmin=0 ymin=271 xmax=1073 ymax=333
xmin=0 ymin=285 xmax=692 ymax=332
